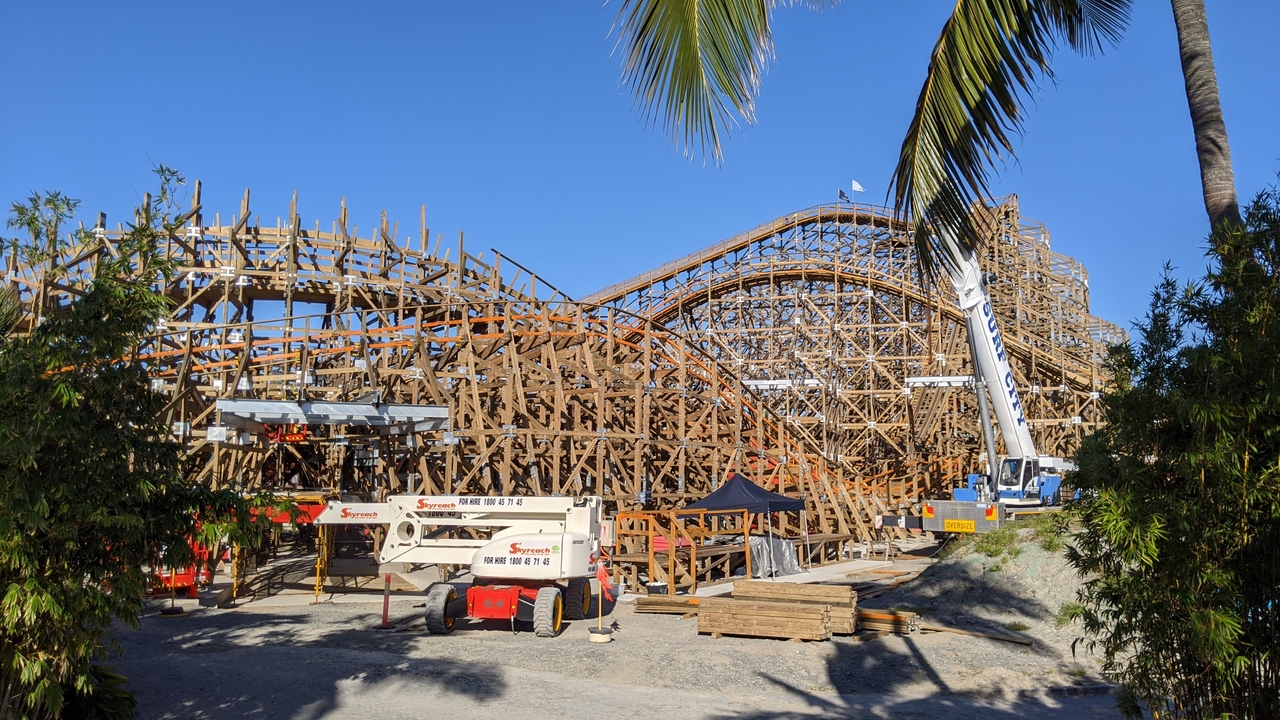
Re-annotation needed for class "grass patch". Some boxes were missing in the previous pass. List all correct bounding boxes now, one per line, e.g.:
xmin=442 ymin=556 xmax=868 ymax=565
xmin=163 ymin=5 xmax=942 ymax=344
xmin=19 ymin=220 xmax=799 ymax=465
xmin=1007 ymin=621 xmax=1031 ymax=632
xmin=1013 ymin=511 xmax=1070 ymax=553
xmin=1056 ymin=601 xmax=1084 ymax=628
xmin=933 ymin=508 xmax=1072 ymax=562
xmin=1039 ymin=533 xmax=1065 ymax=552
xmin=1032 ymin=514 xmax=1066 ymax=551
xmin=988 ymin=562 xmax=1004 ymax=573
xmin=974 ymin=525 xmax=1018 ymax=557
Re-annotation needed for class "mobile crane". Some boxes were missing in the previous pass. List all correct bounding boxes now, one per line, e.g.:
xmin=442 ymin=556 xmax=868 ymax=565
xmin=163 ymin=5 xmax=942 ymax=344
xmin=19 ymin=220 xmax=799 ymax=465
xmin=912 ymin=243 xmax=1073 ymax=534
xmin=316 ymin=495 xmax=604 ymax=637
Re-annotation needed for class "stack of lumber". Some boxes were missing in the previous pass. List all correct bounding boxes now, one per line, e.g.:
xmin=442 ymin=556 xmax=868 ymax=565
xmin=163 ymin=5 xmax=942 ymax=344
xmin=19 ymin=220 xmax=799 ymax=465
xmin=848 ymin=568 xmax=923 ymax=602
xmin=634 ymin=596 xmax=701 ymax=614
xmin=697 ymin=598 xmax=831 ymax=641
xmin=731 ymin=581 xmax=858 ymax=635
xmin=851 ymin=583 xmax=887 ymax=601
xmin=856 ymin=608 xmax=918 ymax=634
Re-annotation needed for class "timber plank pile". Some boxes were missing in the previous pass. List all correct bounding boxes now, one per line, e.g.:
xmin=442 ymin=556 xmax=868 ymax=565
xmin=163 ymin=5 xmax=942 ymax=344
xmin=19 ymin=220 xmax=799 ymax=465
xmin=690 ymin=581 xmax=860 ymax=641
xmin=634 ymin=596 xmax=701 ymax=614
xmin=697 ymin=598 xmax=832 ymax=641
xmin=857 ymin=608 xmax=919 ymax=634
xmin=731 ymin=581 xmax=858 ymax=635
xmin=848 ymin=568 xmax=924 ymax=601
xmin=632 ymin=581 xmax=922 ymax=642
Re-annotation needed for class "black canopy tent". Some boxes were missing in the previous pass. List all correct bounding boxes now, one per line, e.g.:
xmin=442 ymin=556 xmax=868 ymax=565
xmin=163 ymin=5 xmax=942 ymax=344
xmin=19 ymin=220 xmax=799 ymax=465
xmin=682 ymin=473 xmax=804 ymax=514
xmin=681 ymin=473 xmax=810 ymax=577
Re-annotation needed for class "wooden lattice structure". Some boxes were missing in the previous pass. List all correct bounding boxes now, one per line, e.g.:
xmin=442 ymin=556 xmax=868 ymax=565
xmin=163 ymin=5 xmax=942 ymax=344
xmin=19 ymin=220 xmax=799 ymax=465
xmin=3 ymin=184 xmax=1121 ymax=544
xmin=582 ymin=198 xmax=1124 ymax=510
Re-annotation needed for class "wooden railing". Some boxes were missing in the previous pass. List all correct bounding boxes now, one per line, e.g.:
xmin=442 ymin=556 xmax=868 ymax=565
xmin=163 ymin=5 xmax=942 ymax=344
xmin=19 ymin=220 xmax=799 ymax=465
xmin=613 ymin=509 xmax=753 ymax=596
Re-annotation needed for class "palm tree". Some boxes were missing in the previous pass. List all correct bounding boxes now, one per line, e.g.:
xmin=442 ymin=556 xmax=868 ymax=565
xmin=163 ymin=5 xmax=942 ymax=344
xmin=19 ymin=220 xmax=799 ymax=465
xmin=612 ymin=0 xmax=1237 ymax=276
xmin=1170 ymin=0 xmax=1238 ymax=227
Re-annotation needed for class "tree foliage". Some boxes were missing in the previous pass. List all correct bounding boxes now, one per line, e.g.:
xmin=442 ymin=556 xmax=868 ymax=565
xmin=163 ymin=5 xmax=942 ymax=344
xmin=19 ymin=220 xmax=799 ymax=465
xmin=613 ymin=0 xmax=775 ymax=164
xmin=0 ymin=172 xmax=282 ymax=719
xmin=7 ymin=191 xmax=80 ymax=269
xmin=1069 ymin=183 xmax=1280 ymax=719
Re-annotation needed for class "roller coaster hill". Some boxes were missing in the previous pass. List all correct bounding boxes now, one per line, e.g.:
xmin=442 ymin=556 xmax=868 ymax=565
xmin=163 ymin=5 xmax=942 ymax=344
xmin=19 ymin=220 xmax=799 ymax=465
xmin=4 ymin=182 xmax=1122 ymax=590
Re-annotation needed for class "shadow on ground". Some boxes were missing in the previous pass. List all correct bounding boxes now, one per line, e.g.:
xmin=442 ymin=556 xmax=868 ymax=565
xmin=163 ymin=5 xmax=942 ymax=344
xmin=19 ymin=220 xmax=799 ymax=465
xmin=704 ymin=681 xmax=1117 ymax=720
xmin=116 ymin=582 xmax=625 ymax=720
xmin=704 ymin=566 xmax=1117 ymax=719
xmin=114 ymin=607 xmax=506 ymax=719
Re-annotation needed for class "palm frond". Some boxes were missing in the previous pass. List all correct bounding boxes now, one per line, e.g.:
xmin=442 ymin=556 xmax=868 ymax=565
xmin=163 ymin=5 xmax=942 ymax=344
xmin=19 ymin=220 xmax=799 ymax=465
xmin=613 ymin=0 xmax=775 ymax=163
xmin=889 ymin=0 xmax=1130 ymax=282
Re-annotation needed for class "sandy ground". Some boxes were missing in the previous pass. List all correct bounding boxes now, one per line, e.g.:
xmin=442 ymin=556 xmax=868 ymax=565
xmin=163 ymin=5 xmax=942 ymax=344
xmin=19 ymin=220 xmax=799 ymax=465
xmin=116 ymin=532 xmax=1120 ymax=720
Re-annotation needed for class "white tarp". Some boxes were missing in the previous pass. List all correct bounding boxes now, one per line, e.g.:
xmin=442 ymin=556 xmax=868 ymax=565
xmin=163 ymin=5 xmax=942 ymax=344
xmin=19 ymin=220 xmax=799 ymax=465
xmin=749 ymin=535 xmax=803 ymax=578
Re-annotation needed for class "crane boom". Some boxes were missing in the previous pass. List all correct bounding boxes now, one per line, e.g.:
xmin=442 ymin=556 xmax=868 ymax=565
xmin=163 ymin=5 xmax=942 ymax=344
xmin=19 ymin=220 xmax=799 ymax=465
xmin=883 ymin=224 xmax=1072 ymax=533
xmin=946 ymin=249 xmax=1038 ymax=461
xmin=940 ymin=240 xmax=1072 ymax=507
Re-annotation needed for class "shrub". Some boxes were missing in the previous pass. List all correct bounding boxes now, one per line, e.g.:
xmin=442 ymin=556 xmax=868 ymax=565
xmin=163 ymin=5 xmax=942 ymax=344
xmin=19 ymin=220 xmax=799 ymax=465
xmin=1069 ymin=183 xmax=1280 ymax=718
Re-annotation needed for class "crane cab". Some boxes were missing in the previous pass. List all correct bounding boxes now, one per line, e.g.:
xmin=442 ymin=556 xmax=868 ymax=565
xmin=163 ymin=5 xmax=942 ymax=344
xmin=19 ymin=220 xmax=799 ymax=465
xmin=994 ymin=457 xmax=1071 ymax=506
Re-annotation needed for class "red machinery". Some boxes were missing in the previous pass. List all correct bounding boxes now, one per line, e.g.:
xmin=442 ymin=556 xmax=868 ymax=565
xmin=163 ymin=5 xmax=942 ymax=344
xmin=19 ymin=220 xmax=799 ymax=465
xmin=150 ymin=542 xmax=213 ymax=598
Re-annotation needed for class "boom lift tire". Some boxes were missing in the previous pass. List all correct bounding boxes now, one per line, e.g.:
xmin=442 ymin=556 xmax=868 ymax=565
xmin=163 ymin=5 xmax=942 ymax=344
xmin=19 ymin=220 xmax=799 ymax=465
xmin=532 ymin=586 xmax=563 ymax=638
xmin=425 ymin=583 xmax=456 ymax=635
xmin=563 ymin=577 xmax=591 ymax=620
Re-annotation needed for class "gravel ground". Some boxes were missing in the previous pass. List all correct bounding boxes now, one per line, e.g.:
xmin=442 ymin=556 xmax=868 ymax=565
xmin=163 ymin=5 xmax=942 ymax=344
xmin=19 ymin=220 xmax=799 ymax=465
xmin=856 ymin=526 xmax=1105 ymax=696
xmin=114 ymin=531 xmax=1118 ymax=719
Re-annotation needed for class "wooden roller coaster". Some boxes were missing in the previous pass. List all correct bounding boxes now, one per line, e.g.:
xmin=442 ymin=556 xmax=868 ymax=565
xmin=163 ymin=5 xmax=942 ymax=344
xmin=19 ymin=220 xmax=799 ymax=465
xmin=3 ymin=182 xmax=1122 ymax=544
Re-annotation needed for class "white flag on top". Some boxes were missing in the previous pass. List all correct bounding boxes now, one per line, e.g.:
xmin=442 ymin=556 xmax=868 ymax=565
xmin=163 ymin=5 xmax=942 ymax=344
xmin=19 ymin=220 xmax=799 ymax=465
xmin=850 ymin=180 xmax=865 ymax=193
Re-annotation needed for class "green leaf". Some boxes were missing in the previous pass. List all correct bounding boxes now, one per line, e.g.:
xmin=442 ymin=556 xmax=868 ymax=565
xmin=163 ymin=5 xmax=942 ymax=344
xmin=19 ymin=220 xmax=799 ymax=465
xmin=613 ymin=0 xmax=776 ymax=163
xmin=888 ymin=0 xmax=1130 ymax=280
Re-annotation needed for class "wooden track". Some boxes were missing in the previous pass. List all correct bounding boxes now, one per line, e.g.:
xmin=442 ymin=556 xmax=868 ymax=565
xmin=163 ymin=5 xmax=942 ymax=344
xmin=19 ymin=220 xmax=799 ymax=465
xmin=583 ymin=198 xmax=1123 ymax=513
xmin=3 ymin=184 xmax=1121 ymax=541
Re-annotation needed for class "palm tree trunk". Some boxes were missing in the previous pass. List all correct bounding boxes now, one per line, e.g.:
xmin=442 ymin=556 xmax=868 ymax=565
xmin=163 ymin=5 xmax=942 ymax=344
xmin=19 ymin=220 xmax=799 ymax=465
xmin=1170 ymin=0 xmax=1239 ymax=227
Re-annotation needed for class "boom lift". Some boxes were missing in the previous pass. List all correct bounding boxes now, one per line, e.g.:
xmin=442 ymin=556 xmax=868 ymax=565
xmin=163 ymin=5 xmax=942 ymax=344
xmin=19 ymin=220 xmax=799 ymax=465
xmin=316 ymin=495 xmax=603 ymax=637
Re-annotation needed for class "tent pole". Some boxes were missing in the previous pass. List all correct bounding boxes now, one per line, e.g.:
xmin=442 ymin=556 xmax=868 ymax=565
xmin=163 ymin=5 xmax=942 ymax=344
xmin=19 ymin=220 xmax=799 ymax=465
xmin=766 ymin=518 xmax=774 ymax=579
xmin=803 ymin=508 xmax=812 ymax=570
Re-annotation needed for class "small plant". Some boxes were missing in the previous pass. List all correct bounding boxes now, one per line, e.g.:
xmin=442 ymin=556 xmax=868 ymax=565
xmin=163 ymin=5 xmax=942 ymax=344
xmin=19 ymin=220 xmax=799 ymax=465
xmin=988 ymin=562 xmax=1004 ymax=573
xmin=974 ymin=525 xmax=1017 ymax=557
xmin=1038 ymin=532 xmax=1065 ymax=552
xmin=1007 ymin=621 xmax=1031 ymax=632
xmin=1056 ymin=601 xmax=1083 ymax=628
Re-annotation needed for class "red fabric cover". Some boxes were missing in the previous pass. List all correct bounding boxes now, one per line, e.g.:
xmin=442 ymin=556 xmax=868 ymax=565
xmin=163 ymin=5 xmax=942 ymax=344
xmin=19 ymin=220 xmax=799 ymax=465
xmin=650 ymin=534 xmax=691 ymax=552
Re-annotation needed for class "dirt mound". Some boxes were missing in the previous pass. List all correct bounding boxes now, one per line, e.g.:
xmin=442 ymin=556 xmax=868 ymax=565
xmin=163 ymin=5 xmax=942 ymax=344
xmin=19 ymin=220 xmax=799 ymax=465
xmin=874 ymin=523 xmax=1080 ymax=626
xmin=854 ymin=518 xmax=1106 ymax=694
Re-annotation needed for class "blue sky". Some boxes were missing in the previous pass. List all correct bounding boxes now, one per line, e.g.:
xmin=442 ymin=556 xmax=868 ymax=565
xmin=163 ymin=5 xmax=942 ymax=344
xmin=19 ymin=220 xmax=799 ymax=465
xmin=1 ymin=2 xmax=1276 ymax=330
